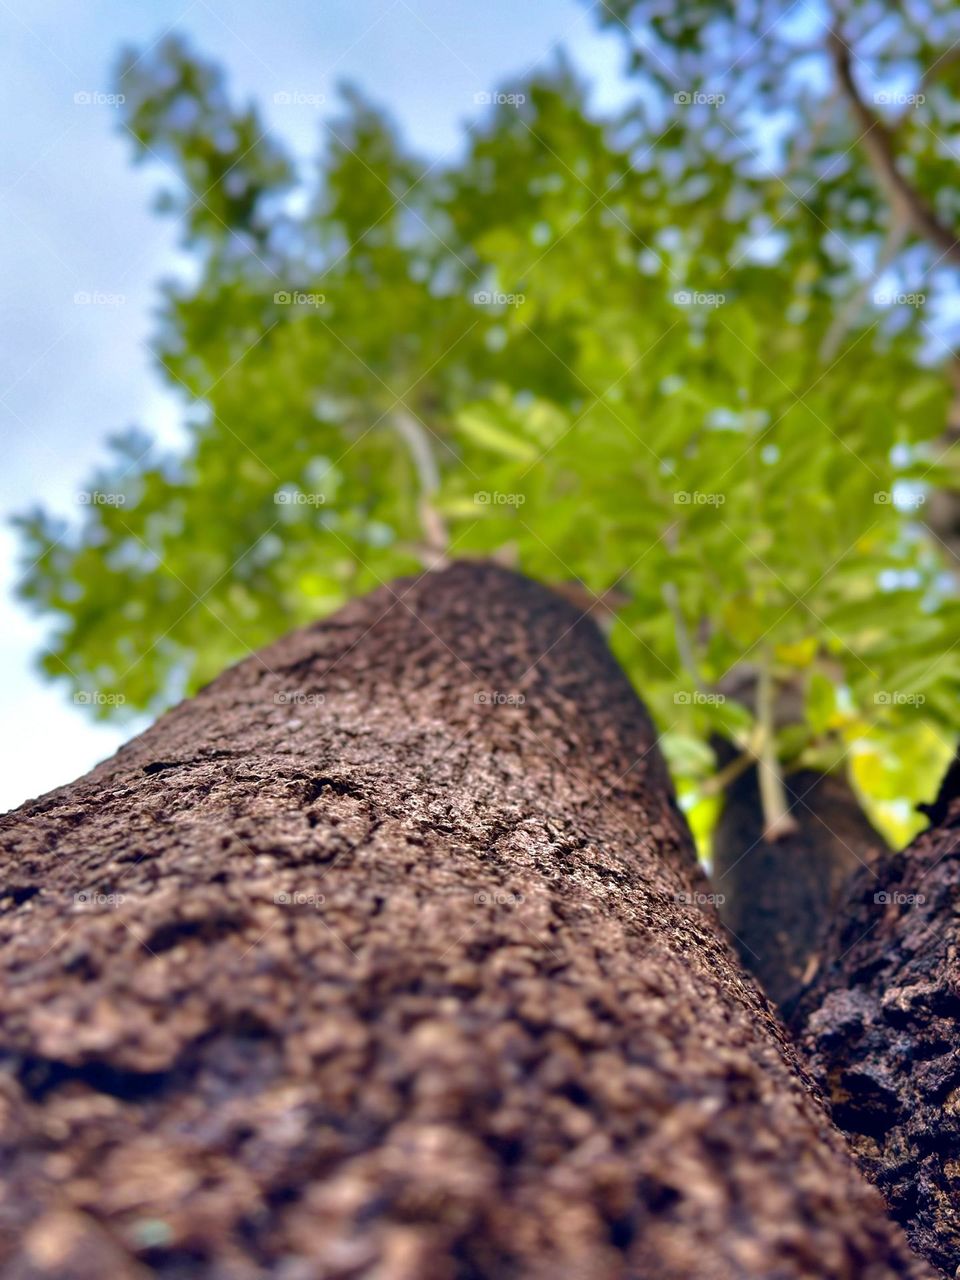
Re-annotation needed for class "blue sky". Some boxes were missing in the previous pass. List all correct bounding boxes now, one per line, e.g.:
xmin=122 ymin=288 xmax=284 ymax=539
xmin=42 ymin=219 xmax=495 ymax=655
xmin=0 ymin=0 xmax=632 ymax=811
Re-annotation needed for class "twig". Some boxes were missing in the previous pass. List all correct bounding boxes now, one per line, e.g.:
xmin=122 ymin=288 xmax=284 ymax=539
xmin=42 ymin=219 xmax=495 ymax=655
xmin=819 ymin=218 xmax=909 ymax=362
xmin=782 ymin=91 xmax=839 ymax=182
xmin=756 ymin=660 xmax=799 ymax=841
xmin=392 ymin=408 xmax=449 ymax=568
xmin=699 ymin=748 xmax=756 ymax=797
xmin=662 ymin=579 xmax=701 ymax=684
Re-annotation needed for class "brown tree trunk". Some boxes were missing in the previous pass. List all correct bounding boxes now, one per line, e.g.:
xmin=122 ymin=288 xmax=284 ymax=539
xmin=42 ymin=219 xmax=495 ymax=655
xmin=711 ymin=752 xmax=889 ymax=1012
xmin=791 ymin=788 xmax=960 ymax=1280
xmin=0 ymin=562 xmax=931 ymax=1279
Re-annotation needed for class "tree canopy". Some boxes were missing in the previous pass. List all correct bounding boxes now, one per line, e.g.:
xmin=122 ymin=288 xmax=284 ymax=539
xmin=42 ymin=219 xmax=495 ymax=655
xmin=15 ymin=5 xmax=960 ymax=848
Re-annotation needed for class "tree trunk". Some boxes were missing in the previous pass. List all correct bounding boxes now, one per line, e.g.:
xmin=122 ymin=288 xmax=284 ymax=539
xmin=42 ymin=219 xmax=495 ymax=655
xmin=792 ymin=790 xmax=960 ymax=1279
xmin=0 ymin=562 xmax=930 ymax=1279
xmin=711 ymin=752 xmax=889 ymax=1012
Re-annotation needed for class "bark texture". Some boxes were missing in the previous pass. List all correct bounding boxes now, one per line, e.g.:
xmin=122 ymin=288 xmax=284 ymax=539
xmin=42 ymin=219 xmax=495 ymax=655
xmin=711 ymin=756 xmax=888 ymax=1011
xmin=0 ymin=562 xmax=931 ymax=1280
xmin=793 ymin=797 xmax=960 ymax=1279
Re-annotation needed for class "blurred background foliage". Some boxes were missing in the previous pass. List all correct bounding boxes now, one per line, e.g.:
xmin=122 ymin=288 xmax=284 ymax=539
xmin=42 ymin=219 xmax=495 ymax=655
xmin=15 ymin=1 xmax=960 ymax=850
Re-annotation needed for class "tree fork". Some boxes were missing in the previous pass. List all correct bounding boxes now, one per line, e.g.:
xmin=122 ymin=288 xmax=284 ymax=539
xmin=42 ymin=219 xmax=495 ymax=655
xmin=0 ymin=562 xmax=931 ymax=1279
xmin=711 ymin=748 xmax=889 ymax=1012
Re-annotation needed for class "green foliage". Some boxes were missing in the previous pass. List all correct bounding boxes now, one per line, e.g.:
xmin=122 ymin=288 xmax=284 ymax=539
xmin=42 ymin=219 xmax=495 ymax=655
xmin=14 ymin=21 xmax=960 ymax=845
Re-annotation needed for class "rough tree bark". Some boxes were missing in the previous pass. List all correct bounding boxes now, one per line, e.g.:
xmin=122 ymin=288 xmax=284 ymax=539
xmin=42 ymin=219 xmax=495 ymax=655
xmin=792 ymin=789 xmax=960 ymax=1279
xmin=0 ymin=562 xmax=931 ymax=1279
xmin=711 ymin=753 xmax=888 ymax=1012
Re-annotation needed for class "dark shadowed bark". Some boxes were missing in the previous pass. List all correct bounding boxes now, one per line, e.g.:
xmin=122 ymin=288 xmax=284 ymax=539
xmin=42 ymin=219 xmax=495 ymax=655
xmin=0 ymin=562 xmax=931 ymax=1279
xmin=916 ymin=748 xmax=960 ymax=829
xmin=711 ymin=753 xmax=889 ymax=1011
xmin=792 ymin=791 xmax=960 ymax=1279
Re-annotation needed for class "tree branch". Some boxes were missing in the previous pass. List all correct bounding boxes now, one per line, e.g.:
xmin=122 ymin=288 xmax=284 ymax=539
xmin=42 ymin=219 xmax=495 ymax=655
xmin=391 ymin=407 xmax=450 ymax=567
xmin=827 ymin=26 xmax=960 ymax=267
xmin=699 ymin=747 xmax=756 ymax=797
xmin=818 ymin=218 xmax=909 ymax=362
xmin=756 ymin=660 xmax=799 ymax=841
